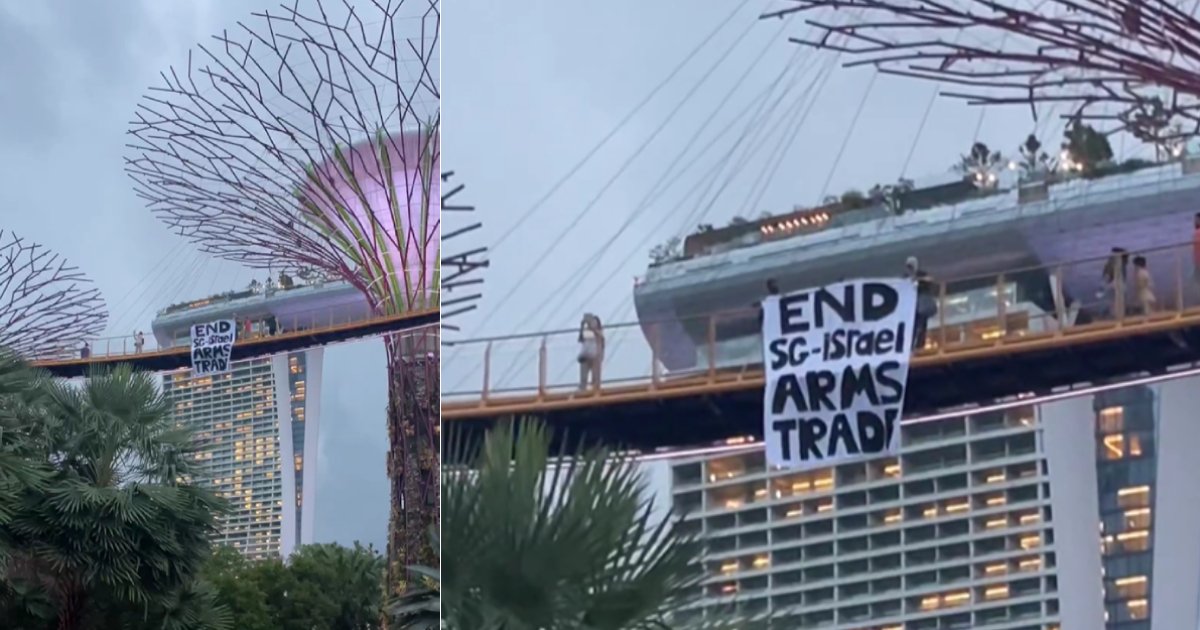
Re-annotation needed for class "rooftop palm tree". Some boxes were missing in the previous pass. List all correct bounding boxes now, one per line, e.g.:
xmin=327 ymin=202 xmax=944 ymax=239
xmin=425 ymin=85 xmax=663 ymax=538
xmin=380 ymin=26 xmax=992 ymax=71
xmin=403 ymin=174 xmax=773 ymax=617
xmin=0 ymin=360 xmax=228 ymax=629
xmin=442 ymin=419 xmax=712 ymax=630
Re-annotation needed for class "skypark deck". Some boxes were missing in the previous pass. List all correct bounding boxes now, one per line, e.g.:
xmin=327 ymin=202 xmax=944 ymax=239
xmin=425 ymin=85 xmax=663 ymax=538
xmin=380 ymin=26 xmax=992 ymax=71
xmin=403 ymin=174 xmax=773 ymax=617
xmin=444 ymin=242 xmax=1200 ymax=451
xmin=29 ymin=299 xmax=440 ymax=378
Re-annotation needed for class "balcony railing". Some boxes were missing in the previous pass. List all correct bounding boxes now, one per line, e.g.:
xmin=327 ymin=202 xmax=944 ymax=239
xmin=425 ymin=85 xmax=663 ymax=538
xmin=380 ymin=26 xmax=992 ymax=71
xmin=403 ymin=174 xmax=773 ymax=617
xmin=27 ymin=289 xmax=439 ymax=365
xmin=445 ymin=242 xmax=1200 ymax=408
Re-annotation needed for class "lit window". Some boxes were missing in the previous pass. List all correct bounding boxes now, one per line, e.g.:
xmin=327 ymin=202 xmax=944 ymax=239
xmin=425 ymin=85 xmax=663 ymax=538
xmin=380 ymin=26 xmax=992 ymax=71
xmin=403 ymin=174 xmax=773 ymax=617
xmin=1102 ymin=434 xmax=1125 ymax=460
xmin=1098 ymin=407 xmax=1125 ymax=433
xmin=1117 ymin=486 xmax=1151 ymax=509
xmin=1018 ymin=557 xmax=1041 ymax=571
xmin=1116 ymin=530 xmax=1151 ymax=552
xmin=1114 ymin=575 xmax=1148 ymax=598
xmin=1125 ymin=508 xmax=1152 ymax=530
xmin=1127 ymin=598 xmax=1149 ymax=620
xmin=944 ymin=591 xmax=971 ymax=607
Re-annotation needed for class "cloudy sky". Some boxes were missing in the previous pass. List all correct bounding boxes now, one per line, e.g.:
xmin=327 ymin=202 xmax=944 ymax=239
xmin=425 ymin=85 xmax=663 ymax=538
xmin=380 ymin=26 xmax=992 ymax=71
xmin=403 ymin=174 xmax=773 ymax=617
xmin=0 ymin=1 xmax=395 ymax=550
xmin=440 ymin=1 xmax=1165 ymax=499
xmin=440 ymin=0 xmax=1156 ymax=397
xmin=2 ymin=1 xmax=1160 ymax=549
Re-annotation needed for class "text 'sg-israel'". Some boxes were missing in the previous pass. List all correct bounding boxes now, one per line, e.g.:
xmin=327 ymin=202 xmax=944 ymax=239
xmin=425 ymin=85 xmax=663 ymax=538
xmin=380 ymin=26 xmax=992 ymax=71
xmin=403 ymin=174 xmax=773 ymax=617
xmin=761 ymin=279 xmax=916 ymax=470
xmin=190 ymin=319 xmax=237 ymax=376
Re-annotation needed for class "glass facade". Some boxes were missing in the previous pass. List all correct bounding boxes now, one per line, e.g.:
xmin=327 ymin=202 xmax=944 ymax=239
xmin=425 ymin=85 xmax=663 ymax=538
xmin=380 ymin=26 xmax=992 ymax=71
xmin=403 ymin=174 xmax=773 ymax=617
xmin=1093 ymin=387 xmax=1157 ymax=629
xmin=164 ymin=359 xmax=284 ymax=560
xmin=288 ymin=352 xmax=308 ymax=543
xmin=670 ymin=408 xmax=1061 ymax=629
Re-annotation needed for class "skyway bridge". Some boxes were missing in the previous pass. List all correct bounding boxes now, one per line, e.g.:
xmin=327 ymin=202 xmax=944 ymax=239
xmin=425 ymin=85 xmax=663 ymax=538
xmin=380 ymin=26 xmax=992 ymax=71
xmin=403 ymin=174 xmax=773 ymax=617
xmin=28 ymin=302 xmax=439 ymax=378
xmin=444 ymin=242 xmax=1200 ymax=452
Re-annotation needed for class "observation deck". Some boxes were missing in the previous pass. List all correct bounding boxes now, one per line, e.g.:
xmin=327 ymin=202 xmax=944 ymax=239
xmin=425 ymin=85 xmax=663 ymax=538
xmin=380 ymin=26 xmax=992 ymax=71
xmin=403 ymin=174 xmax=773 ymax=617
xmin=28 ymin=293 xmax=439 ymax=378
xmin=444 ymin=243 xmax=1200 ymax=452
xmin=634 ymin=160 xmax=1200 ymax=370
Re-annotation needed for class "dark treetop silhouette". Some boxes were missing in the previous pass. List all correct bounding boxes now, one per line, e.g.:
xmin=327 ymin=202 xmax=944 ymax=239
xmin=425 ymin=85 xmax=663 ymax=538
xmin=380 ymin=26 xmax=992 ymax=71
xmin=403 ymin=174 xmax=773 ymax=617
xmin=768 ymin=0 xmax=1200 ymax=135
xmin=0 ymin=230 xmax=108 ymax=359
xmin=122 ymin=0 xmax=448 ymax=603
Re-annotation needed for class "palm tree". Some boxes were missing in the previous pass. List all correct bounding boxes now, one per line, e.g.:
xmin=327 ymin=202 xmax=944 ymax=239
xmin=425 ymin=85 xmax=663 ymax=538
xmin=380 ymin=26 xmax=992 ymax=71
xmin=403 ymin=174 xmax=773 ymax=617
xmin=0 ymin=360 xmax=228 ymax=629
xmin=442 ymin=419 xmax=711 ymax=630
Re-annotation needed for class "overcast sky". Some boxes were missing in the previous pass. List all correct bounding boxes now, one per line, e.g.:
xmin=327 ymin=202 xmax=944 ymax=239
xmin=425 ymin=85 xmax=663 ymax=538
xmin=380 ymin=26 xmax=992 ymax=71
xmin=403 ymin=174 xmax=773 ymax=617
xmin=2 ymin=1 xmax=1163 ymax=551
xmin=0 ymin=0 xmax=391 ymax=551
xmin=440 ymin=1 xmax=1165 ymax=500
xmin=441 ymin=0 xmax=1155 ymax=396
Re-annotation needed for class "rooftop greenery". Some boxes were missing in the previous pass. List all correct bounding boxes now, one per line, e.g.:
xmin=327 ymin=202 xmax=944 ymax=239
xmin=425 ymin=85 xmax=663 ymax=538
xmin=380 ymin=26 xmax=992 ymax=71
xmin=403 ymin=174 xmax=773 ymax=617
xmin=649 ymin=122 xmax=1168 ymax=267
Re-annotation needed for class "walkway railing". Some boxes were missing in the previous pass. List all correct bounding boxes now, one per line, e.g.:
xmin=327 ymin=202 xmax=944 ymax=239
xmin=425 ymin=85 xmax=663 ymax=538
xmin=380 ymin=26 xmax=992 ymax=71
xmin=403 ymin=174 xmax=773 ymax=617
xmin=444 ymin=241 xmax=1200 ymax=409
xmin=28 ymin=289 xmax=439 ymax=365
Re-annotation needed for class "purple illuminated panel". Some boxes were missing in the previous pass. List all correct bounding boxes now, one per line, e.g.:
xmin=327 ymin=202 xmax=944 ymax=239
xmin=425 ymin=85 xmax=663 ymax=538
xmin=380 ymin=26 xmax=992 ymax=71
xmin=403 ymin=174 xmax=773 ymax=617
xmin=302 ymin=130 xmax=440 ymax=304
xmin=1023 ymin=207 xmax=1197 ymax=309
xmin=642 ymin=190 xmax=1200 ymax=372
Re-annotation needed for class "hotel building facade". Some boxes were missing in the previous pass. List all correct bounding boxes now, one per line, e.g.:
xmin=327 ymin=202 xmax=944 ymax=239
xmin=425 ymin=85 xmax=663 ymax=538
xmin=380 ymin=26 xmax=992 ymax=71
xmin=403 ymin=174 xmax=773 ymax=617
xmin=668 ymin=376 xmax=1200 ymax=629
xmin=151 ymin=279 xmax=367 ymax=559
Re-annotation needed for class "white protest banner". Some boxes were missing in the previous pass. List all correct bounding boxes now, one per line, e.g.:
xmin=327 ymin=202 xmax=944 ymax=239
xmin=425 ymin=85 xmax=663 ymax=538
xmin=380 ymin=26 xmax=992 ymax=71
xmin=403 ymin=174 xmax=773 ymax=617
xmin=190 ymin=320 xmax=237 ymax=375
xmin=761 ymin=279 xmax=916 ymax=470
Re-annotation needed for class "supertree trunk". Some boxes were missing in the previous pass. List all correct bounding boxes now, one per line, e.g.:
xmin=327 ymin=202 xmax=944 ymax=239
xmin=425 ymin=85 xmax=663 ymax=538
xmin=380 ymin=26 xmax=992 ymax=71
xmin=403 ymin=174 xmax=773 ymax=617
xmin=384 ymin=328 xmax=440 ymax=598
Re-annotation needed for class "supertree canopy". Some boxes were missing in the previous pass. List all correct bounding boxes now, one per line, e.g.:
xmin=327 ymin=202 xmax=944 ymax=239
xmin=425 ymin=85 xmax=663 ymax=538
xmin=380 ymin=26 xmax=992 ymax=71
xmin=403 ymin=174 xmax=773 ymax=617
xmin=0 ymin=230 xmax=108 ymax=359
xmin=122 ymin=0 xmax=447 ymax=600
xmin=296 ymin=129 xmax=439 ymax=313
xmin=771 ymin=0 xmax=1200 ymax=133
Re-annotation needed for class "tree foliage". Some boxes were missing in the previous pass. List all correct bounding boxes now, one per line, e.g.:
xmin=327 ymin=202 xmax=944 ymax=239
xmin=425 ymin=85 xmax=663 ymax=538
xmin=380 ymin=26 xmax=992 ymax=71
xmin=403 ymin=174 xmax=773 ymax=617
xmin=442 ymin=419 xmax=713 ymax=630
xmin=201 ymin=541 xmax=387 ymax=630
xmin=1062 ymin=120 xmax=1114 ymax=174
xmin=0 ymin=353 xmax=229 ymax=629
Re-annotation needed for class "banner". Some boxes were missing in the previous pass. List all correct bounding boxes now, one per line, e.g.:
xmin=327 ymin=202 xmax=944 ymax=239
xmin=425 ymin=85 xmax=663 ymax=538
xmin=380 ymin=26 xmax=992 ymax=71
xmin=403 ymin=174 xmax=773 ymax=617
xmin=190 ymin=320 xmax=237 ymax=375
xmin=761 ymin=279 xmax=916 ymax=470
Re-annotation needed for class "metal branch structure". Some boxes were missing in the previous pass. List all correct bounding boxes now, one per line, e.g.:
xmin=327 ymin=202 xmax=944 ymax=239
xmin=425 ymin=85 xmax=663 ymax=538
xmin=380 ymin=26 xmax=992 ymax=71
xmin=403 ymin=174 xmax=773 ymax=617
xmin=122 ymin=0 xmax=440 ymax=600
xmin=0 ymin=230 xmax=108 ymax=359
xmin=770 ymin=0 xmax=1200 ymax=133
xmin=440 ymin=170 xmax=489 ymax=333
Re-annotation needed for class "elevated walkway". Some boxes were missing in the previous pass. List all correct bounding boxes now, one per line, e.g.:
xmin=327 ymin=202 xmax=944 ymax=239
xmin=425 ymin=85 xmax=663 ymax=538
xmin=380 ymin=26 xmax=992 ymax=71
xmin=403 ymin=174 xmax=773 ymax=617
xmin=30 ymin=303 xmax=439 ymax=378
xmin=444 ymin=242 xmax=1200 ymax=451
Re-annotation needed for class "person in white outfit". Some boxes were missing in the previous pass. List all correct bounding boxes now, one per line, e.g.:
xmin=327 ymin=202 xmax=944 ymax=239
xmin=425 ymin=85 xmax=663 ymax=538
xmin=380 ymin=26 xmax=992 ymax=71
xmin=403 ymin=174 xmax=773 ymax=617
xmin=1132 ymin=255 xmax=1156 ymax=314
xmin=578 ymin=313 xmax=605 ymax=391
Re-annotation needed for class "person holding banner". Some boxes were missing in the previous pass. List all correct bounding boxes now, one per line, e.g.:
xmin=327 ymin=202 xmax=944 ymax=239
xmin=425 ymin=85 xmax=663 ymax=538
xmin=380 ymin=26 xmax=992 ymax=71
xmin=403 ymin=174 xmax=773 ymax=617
xmin=914 ymin=271 xmax=938 ymax=351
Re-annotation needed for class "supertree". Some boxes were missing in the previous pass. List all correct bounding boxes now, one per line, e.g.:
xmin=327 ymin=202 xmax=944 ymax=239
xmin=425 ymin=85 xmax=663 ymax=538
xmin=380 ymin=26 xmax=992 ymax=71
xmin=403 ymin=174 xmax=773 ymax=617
xmin=0 ymin=230 xmax=108 ymax=359
xmin=121 ymin=0 xmax=459 ymax=600
xmin=768 ymin=0 xmax=1200 ymax=134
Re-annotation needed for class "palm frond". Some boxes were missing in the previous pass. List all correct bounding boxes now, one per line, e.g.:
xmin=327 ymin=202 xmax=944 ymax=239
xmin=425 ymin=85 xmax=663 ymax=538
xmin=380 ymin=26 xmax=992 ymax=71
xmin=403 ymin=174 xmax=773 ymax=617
xmin=443 ymin=418 xmax=723 ymax=630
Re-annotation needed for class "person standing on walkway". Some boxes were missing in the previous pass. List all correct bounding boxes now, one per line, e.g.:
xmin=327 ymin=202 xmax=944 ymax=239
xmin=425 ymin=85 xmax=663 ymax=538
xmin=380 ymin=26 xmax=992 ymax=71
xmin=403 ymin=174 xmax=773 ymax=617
xmin=914 ymin=270 xmax=938 ymax=351
xmin=1102 ymin=247 xmax=1129 ymax=319
xmin=577 ymin=313 xmax=605 ymax=391
xmin=1133 ymin=256 xmax=1157 ymax=314
xmin=134 ymin=331 xmax=145 ymax=354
